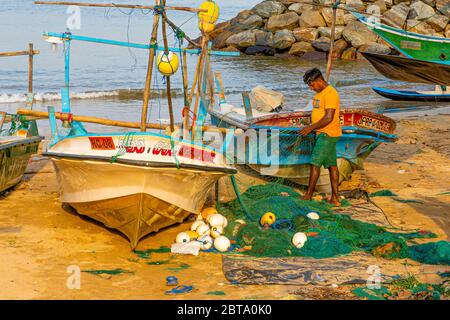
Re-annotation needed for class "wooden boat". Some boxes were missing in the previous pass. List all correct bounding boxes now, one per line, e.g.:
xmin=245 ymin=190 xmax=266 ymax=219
xmin=0 ymin=45 xmax=43 ymax=193
xmin=354 ymin=12 xmax=450 ymax=64
xmin=372 ymin=86 xmax=450 ymax=102
xmin=209 ymin=86 xmax=397 ymax=191
xmin=29 ymin=1 xmax=237 ymax=248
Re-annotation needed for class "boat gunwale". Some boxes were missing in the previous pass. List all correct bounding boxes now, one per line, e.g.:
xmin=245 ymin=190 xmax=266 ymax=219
xmin=0 ymin=136 xmax=43 ymax=152
xmin=43 ymin=151 xmax=237 ymax=174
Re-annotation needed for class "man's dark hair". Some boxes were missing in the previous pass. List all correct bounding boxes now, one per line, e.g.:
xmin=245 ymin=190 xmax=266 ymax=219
xmin=303 ymin=68 xmax=324 ymax=84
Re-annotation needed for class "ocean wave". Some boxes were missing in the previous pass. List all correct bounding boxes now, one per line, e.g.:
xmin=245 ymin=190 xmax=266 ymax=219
xmin=0 ymin=88 xmax=188 ymax=104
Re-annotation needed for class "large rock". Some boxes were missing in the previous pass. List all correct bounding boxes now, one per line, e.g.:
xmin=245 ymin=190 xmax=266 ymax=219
xmin=293 ymin=27 xmax=319 ymax=42
xmin=436 ymin=0 xmax=450 ymax=18
xmin=421 ymin=0 xmax=436 ymax=6
xmin=343 ymin=21 xmax=378 ymax=48
xmin=341 ymin=47 xmax=359 ymax=60
xmin=426 ymin=14 xmax=450 ymax=32
xmin=320 ymin=8 xmax=345 ymax=26
xmin=288 ymin=41 xmax=315 ymax=55
xmin=299 ymin=10 xmax=327 ymax=27
xmin=312 ymin=37 xmax=331 ymax=52
xmin=346 ymin=0 xmax=365 ymax=11
xmin=252 ymin=1 xmax=286 ymax=18
xmin=408 ymin=1 xmax=435 ymax=21
xmin=229 ymin=10 xmax=256 ymax=33
xmin=272 ymin=29 xmax=296 ymax=49
xmin=239 ymin=14 xmax=265 ymax=30
xmin=267 ymin=11 xmax=299 ymax=31
xmin=358 ymin=43 xmax=391 ymax=55
xmin=446 ymin=24 xmax=450 ymax=38
xmin=245 ymin=46 xmax=276 ymax=56
xmin=317 ymin=26 xmax=345 ymax=40
xmin=254 ymin=29 xmax=274 ymax=46
xmin=382 ymin=3 xmax=410 ymax=28
xmin=331 ymin=38 xmax=350 ymax=59
xmin=288 ymin=2 xmax=314 ymax=14
xmin=212 ymin=30 xmax=235 ymax=49
xmin=370 ymin=1 xmax=388 ymax=14
xmin=299 ymin=51 xmax=327 ymax=61
xmin=406 ymin=19 xmax=436 ymax=35
xmin=225 ymin=30 xmax=256 ymax=49
xmin=344 ymin=13 xmax=358 ymax=25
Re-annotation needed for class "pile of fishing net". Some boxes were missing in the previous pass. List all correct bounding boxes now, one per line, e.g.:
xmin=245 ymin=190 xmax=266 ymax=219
xmin=217 ymin=183 xmax=450 ymax=265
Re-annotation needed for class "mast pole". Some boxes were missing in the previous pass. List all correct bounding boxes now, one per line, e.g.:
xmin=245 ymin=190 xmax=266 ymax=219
xmin=140 ymin=0 xmax=161 ymax=132
xmin=325 ymin=0 xmax=339 ymax=81
xmin=161 ymin=0 xmax=174 ymax=133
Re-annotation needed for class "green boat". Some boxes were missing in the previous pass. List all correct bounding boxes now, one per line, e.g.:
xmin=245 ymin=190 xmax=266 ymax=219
xmin=0 ymin=113 xmax=42 ymax=193
xmin=354 ymin=13 xmax=450 ymax=64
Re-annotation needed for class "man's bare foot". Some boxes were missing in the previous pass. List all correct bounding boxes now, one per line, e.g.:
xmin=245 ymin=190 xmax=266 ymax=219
xmin=302 ymin=194 xmax=312 ymax=201
xmin=328 ymin=197 xmax=341 ymax=206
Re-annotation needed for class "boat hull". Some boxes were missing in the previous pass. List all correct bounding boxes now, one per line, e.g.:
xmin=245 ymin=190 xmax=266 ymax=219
xmin=373 ymin=87 xmax=450 ymax=102
xmin=46 ymin=133 xmax=235 ymax=248
xmin=0 ymin=136 xmax=42 ymax=193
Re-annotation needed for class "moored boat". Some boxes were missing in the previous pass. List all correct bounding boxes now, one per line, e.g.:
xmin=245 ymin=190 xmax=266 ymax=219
xmin=372 ymin=86 xmax=450 ymax=102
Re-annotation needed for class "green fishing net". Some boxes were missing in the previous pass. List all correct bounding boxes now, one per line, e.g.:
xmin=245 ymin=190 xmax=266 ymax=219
xmin=217 ymin=182 xmax=449 ymax=264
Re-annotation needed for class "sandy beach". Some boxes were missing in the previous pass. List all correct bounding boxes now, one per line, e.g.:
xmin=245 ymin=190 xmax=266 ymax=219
xmin=0 ymin=112 xmax=448 ymax=300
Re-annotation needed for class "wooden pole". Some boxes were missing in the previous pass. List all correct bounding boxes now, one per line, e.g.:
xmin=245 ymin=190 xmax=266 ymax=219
xmin=182 ymin=49 xmax=190 ymax=137
xmin=28 ymin=43 xmax=34 ymax=94
xmin=0 ymin=50 xmax=40 ymax=57
xmin=16 ymin=108 xmax=230 ymax=134
xmin=325 ymin=0 xmax=338 ymax=82
xmin=161 ymin=0 xmax=174 ymax=133
xmin=140 ymin=0 xmax=161 ymax=132
xmin=192 ymin=37 xmax=208 ymax=129
xmin=34 ymin=1 xmax=207 ymax=12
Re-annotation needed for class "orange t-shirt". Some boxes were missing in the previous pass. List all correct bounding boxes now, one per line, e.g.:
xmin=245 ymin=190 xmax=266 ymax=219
xmin=311 ymin=85 xmax=342 ymax=137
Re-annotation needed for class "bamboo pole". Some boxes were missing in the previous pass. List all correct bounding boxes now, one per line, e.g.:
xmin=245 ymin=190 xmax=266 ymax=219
xmin=0 ymin=50 xmax=40 ymax=57
xmin=182 ymin=49 xmax=190 ymax=137
xmin=325 ymin=0 xmax=338 ymax=82
xmin=34 ymin=1 xmax=207 ymax=12
xmin=16 ymin=108 xmax=230 ymax=134
xmin=140 ymin=0 xmax=161 ymax=132
xmin=28 ymin=43 xmax=34 ymax=94
xmin=161 ymin=0 xmax=174 ymax=133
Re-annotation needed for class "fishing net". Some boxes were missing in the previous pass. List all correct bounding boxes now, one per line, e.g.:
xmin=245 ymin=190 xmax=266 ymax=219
xmin=216 ymin=181 xmax=449 ymax=265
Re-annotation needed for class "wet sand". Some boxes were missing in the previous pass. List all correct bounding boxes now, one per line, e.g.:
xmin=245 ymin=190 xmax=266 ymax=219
xmin=0 ymin=114 xmax=448 ymax=300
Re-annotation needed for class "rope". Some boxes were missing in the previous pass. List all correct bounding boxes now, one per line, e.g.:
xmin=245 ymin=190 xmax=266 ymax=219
xmin=111 ymin=132 xmax=135 ymax=162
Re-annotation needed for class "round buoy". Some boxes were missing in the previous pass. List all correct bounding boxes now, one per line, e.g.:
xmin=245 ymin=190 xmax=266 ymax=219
xmin=210 ymin=225 xmax=224 ymax=239
xmin=208 ymin=213 xmax=225 ymax=227
xmin=198 ymin=1 xmax=219 ymax=24
xmin=190 ymin=220 xmax=205 ymax=232
xmin=292 ymin=232 xmax=308 ymax=248
xmin=214 ymin=235 xmax=231 ymax=252
xmin=201 ymin=207 xmax=217 ymax=220
xmin=198 ymin=235 xmax=213 ymax=250
xmin=196 ymin=223 xmax=211 ymax=237
xmin=175 ymin=232 xmax=190 ymax=244
xmin=185 ymin=230 xmax=199 ymax=241
xmin=157 ymin=51 xmax=179 ymax=77
xmin=260 ymin=212 xmax=276 ymax=227
xmin=198 ymin=20 xmax=215 ymax=33
xmin=306 ymin=212 xmax=320 ymax=220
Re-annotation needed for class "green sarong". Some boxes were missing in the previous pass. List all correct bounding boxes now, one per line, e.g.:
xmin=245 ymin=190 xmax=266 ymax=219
xmin=310 ymin=132 xmax=339 ymax=168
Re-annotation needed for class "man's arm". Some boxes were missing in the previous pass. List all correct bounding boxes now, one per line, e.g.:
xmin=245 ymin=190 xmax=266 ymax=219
xmin=300 ymin=108 xmax=335 ymax=136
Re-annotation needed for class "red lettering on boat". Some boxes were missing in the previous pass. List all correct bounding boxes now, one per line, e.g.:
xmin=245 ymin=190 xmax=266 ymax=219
xmin=89 ymin=137 xmax=116 ymax=150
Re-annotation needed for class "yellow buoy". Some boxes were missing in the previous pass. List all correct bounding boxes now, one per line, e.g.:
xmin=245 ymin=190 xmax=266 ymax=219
xmin=156 ymin=51 xmax=179 ymax=77
xmin=198 ymin=0 xmax=219 ymax=24
xmin=185 ymin=230 xmax=199 ymax=241
xmin=198 ymin=20 xmax=215 ymax=33
xmin=201 ymin=207 xmax=217 ymax=220
xmin=260 ymin=212 xmax=276 ymax=227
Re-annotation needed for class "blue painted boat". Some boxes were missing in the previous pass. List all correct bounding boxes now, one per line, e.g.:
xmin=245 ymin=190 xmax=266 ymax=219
xmin=209 ymin=77 xmax=398 ymax=191
xmin=373 ymin=86 xmax=450 ymax=102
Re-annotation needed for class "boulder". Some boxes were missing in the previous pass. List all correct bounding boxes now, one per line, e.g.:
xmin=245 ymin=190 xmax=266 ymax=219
xmin=299 ymin=10 xmax=327 ymax=27
xmin=421 ymin=0 xmax=436 ymax=6
xmin=408 ymin=1 xmax=435 ymax=21
xmin=426 ymin=14 xmax=450 ymax=32
xmin=344 ymin=13 xmax=357 ymax=25
xmin=293 ymin=27 xmax=319 ymax=42
xmin=346 ymin=0 xmax=365 ymax=11
xmin=371 ymin=1 xmax=388 ymax=14
xmin=239 ymin=14 xmax=265 ymax=30
xmin=343 ymin=21 xmax=378 ymax=48
xmin=317 ymin=26 xmax=345 ymax=39
xmin=267 ymin=11 xmax=299 ymax=31
xmin=358 ymin=43 xmax=391 ymax=55
xmin=245 ymin=45 xmax=276 ymax=56
xmin=331 ymin=38 xmax=350 ymax=59
xmin=436 ymin=0 xmax=450 ymax=18
xmin=341 ymin=47 xmax=359 ymax=60
xmin=382 ymin=3 xmax=410 ymax=28
xmin=299 ymin=51 xmax=327 ymax=61
xmin=272 ymin=29 xmax=296 ymax=49
xmin=288 ymin=41 xmax=315 ymax=55
xmin=225 ymin=30 xmax=256 ymax=49
xmin=212 ymin=30 xmax=235 ymax=49
xmin=222 ymin=45 xmax=241 ymax=53
xmin=252 ymin=1 xmax=286 ymax=18
xmin=312 ymin=37 xmax=331 ymax=52
xmin=320 ymin=8 xmax=346 ymax=26
xmin=229 ymin=10 xmax=256 ymax=33
xmin=446 ymin=24 xmax=450 ymax=38
xmin=254 ymin=29 xmax=274 ymax=47
xmin=406 ymin=19 xmax=435 ymax=35
xmin=288 ymin=2 xmax=314 ymax=14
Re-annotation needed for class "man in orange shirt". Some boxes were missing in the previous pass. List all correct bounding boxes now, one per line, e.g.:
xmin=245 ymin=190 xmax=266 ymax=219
xmin=300 ymin=68 xmax=341 ymax=206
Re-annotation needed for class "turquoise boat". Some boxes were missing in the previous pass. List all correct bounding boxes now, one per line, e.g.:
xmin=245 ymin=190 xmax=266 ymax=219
xmin=354 ymin=12 xmax=450 ymax=64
